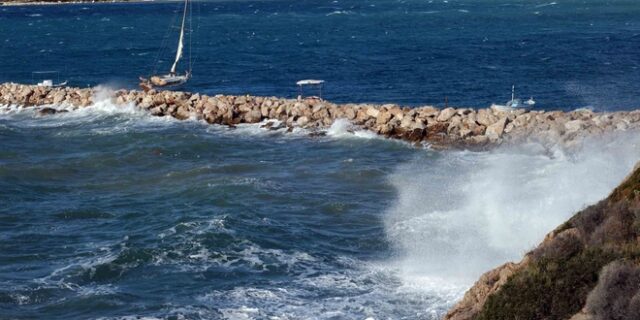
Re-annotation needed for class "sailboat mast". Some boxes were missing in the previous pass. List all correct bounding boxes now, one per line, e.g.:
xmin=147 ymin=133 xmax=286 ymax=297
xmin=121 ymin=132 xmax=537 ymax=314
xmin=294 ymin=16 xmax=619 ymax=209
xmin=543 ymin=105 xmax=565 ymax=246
xmin=511 ymin=85 xmax=515 ymax=102
xmin=170 ymin=0 xmax=188 ymax=74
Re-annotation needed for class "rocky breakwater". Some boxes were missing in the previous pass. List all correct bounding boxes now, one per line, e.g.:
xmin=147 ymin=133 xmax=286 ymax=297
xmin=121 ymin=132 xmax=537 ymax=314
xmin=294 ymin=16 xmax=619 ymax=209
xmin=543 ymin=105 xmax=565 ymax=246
xmin=1 ymin=82 xmax=639 ymax=149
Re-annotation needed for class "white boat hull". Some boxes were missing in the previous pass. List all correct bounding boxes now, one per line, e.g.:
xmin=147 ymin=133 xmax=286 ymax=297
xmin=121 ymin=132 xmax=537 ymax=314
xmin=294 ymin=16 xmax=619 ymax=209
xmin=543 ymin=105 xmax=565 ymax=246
xmin=139 ymin=72 xmax=190 ymax=91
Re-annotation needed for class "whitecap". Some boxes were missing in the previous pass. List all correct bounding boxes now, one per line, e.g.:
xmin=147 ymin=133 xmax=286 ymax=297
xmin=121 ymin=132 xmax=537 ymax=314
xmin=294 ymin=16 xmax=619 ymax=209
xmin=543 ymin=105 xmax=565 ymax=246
xmin=326 ymin=10 xmax=353 ymax=16
xmin=535 ymin=2 xmax=557 ymax=8
xmin=326 ymin=118 xmax=379 ymax=140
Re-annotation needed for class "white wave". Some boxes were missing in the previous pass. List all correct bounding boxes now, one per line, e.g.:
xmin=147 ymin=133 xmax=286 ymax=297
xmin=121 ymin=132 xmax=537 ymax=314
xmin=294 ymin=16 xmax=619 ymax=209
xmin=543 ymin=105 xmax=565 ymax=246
xmin=158 ymin=216 xmax=229 ymax=240
xmin=326 ymin=118 xmax=379 ymax=140
xmin=198 ymin=258 xmax=460 ymax=319
xmin=153 ymin=218 xmax=319 ymax=274
xmin=385 ymin=132 xmax=640 ymax=284
xmin=0 ymin=86 xmax=181 ymax=134
xmin=535 ymin=2 xmax=557 ymax=8
xmin=220 ymin=306 xmax=261 ymax=320
xmin=326 ymin=10 xmax=353 ymax=16
xmin=417 ymin=10 xmax=441 ymax=15
xmin=203 ymin=119 xmax=310 ymax=140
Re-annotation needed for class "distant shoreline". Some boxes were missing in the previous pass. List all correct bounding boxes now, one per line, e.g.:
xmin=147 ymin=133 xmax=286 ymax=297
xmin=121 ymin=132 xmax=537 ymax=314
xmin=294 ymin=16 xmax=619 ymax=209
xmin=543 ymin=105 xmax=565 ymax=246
xmin=1 ymin=0 xmax=154 ymax=6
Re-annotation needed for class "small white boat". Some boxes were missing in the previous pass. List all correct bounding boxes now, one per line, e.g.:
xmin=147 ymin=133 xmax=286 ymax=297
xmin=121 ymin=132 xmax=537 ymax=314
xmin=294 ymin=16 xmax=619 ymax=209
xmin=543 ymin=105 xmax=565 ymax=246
xmin=32 ymin=71 xmax=68 ymax=87
xmin=296 ymin=79 xmax=325 ymax=100
xmin=139 ymin=0 xmax=192 ymax=91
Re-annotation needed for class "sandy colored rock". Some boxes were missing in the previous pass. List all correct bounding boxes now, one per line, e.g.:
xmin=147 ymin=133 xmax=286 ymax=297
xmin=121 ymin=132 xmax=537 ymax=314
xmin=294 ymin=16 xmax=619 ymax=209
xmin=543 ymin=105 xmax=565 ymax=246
xmin=445 ymin=262 xmax=523 ymax=320
xmin=476 ymin=109 xmax=497 ymax=127
xmin=485 ymin=117 xmax=507 ymax=141
xmin=365 ymin=106 xmax=380 ymax=118
xmin=375 ymin=110 xmax=392 ymax=125
xmin=1 ymin=83 xmax=639 ymax=151
xmin=437 ymin=107 xmax=456 ymax=122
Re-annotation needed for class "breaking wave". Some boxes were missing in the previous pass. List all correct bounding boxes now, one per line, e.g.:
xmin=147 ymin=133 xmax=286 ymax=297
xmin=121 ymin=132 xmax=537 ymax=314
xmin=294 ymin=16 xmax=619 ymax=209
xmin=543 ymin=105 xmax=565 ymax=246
xmin=385 ymin=132 xmax=640 ymax=283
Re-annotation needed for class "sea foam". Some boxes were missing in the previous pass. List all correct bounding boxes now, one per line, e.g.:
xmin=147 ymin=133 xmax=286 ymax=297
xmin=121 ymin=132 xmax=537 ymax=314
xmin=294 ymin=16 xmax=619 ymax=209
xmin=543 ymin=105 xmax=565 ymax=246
xmin=385 ymin=132 xmax=640 ymax=284
xmin=326 ymin=118 xmax=380 ymax=140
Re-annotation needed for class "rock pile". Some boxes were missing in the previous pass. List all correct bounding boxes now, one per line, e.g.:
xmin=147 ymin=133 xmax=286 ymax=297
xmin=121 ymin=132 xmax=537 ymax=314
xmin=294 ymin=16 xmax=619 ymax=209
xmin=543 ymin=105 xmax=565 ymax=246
xmin=1 ymin=83 xmax=639 ymax=149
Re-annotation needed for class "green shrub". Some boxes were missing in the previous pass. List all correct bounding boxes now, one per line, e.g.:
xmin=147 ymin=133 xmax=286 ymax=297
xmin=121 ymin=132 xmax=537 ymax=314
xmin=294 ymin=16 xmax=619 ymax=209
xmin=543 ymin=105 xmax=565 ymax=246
xmin=584 ymin=260 xmax=640 ymax=320
xmin=476 ymin=248 xmax=616 ymax=320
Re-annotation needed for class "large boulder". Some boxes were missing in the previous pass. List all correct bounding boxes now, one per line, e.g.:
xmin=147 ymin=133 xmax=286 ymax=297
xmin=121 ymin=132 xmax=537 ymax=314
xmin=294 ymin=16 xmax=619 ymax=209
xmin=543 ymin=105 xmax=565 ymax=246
xmin=437 ymin=107 xmax=457 ymax=122
xmin=476 ymin=109 xmax=497 ymax=127
xmin=376 ymin=110 xmax=393 ymax=125
xmin=296 ymin=116 xmax=310 ymax=127
xmin=485 ymin=117 xmax=507 ymax=142
xmin=343 ymin=107 xmax=356 ymax=120
xmin=365 ymin=106 xmax=380 ymax=118
xmin=418 ymin=106 xmax=439 ymax=118
xmin=244 ymin=110 xmax=262 ymax=123
xmin=174 ymin=105 xmax=192 ymax=120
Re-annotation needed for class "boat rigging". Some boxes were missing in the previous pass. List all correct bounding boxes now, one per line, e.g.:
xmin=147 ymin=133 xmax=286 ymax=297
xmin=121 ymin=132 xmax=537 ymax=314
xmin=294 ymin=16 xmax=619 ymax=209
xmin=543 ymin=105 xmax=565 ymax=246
xmin=139 ymin=0 xmax=193 ymax=91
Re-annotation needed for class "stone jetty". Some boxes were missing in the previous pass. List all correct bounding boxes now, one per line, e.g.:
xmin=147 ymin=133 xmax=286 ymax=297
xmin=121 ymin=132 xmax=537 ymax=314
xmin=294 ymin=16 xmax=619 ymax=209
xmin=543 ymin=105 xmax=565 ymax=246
xmin=1 ymin=82 xmax=639 ymax=149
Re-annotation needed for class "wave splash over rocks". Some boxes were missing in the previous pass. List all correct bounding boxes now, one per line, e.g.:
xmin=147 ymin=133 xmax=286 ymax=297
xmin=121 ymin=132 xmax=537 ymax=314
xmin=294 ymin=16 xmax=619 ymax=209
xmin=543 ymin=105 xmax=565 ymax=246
xmin=2 ymin=83 xmax=640 ymax=150
xmin=384 ymin=132 xmax=640 ymax=284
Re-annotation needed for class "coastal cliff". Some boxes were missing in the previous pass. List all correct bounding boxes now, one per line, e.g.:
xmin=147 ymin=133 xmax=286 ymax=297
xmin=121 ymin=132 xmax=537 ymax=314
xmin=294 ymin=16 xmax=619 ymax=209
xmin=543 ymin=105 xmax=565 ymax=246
xmin=445 ymin=163 xmax=640 ymax=320
xmin=1 ymin=83 xmax=639 ymax=149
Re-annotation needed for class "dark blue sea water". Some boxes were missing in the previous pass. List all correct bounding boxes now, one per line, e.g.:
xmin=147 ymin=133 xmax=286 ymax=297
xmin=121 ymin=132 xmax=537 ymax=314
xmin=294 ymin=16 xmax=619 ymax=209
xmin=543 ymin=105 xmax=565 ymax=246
xmin=2 ymin=99 xmax=640 ymax=319
xmin=1 ymin=0 xmax=640 ymax=109
xmin=3 ymin=1 xmax=640 ymax=319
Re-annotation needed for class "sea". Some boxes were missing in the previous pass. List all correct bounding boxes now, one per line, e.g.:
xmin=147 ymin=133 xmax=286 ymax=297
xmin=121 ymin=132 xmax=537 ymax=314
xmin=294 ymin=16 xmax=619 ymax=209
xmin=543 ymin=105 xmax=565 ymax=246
xmin=1 ymin=0 xmax=640 ymax=319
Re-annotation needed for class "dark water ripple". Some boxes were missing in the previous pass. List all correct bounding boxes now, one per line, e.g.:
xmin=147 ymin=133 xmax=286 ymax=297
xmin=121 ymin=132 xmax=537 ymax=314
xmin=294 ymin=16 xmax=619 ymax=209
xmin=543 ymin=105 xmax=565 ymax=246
xmin=1 ymin=106 xmax=456 ymax=319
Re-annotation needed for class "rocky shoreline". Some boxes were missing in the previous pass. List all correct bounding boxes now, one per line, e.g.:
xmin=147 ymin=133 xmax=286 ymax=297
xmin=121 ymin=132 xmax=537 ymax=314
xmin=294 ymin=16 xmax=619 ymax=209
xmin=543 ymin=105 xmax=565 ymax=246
xmin=1 ymin=83 xmax=639 ymax=149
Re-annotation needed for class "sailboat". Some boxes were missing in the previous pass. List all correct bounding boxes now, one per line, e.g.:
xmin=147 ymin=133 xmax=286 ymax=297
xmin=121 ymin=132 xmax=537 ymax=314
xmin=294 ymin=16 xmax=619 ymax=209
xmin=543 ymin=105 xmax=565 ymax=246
xmin=139 ymin=0 xmax=191 ymax=91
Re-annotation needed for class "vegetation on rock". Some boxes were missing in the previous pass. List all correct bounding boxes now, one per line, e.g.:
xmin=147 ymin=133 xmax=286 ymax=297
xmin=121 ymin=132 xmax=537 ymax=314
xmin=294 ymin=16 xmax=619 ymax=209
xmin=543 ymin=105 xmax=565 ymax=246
xmin=447 ymin=164 xmax=640 ymax=320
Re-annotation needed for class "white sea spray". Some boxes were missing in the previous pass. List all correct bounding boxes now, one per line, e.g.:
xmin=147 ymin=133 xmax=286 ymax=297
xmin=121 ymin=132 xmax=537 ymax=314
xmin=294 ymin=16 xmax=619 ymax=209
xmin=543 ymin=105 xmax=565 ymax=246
xmin=384 ymin=132 xmax=640 ymax=284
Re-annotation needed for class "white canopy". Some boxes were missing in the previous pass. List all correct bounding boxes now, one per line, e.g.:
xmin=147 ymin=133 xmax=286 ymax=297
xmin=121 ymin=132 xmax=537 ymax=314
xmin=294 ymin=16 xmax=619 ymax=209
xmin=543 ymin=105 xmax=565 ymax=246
xmin=296 ymin=79 xmax=325 ymax=86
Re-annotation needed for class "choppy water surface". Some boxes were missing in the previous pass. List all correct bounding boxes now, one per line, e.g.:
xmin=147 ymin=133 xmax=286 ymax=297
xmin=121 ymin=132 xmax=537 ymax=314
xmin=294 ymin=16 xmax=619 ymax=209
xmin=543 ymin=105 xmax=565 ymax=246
xmin=2 ymin=98 xmax=640 ymax=319
xmin=2 ymin=0 xmax=640 ymax=319
xmin=1 ymin=0 xmax=640 ymax=109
